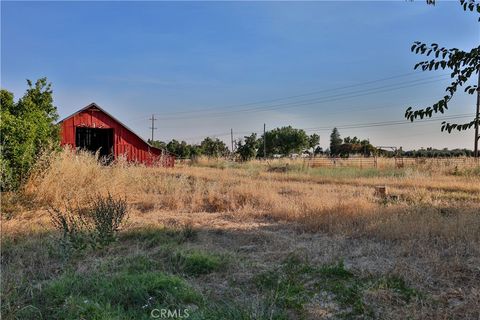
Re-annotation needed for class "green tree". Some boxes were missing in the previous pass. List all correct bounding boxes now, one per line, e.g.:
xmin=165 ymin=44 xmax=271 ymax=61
xmin=314 ymin=146 xmax=323 ymax=156
xmin=236 ymin=133 xmax=258 ymax=161
xmin=329 ymin=128 xmax=342 ymax=156
xmin=1 ymin=78 xmax=59 ymax=190
xmin=308 ymin=133 xmax=320 ymax=149
xmin=149 ymin=139 xmax=202 ymax=160
xmin=148 ymin=139 xmax=167 ymax=149
xmin=188 ymin=144 xmax=202 ymax=159
xmin=259 ymin=126 xmax=310 ymax=156
xmin=200 ymin=137 xmax=229 ymax=158
xmin=166 ymin=139 xmax=191 ymax=158
xmin=405 ymin=0 xmax=479 ymax=139
xmin=338 ymin=137 xmax=375 ymax=157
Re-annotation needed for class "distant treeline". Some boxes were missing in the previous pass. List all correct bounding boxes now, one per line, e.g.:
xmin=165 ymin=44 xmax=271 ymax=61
xmin=150 ymin=126 xmax=473 ymax=160
xmin=149 ymin=137 xmax=229 ymax=159
xmin=149 ymin=126 xmax=321 ymax=160
xmin=381 ymin=148 xmax=475 ymax=158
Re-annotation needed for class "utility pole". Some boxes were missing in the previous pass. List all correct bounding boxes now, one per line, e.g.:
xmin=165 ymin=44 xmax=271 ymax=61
xmin=149 ymin=114 xmax=157 ymax=142
xmin=263 ymin=123 xmax=267 ymax=159
xmin=318 ymin=135 xmax=321 ymax=156
xmin=230 ymin=128 xmax=234 ymax=155
xmin=474 ymin=70 xmax=480 ymax=158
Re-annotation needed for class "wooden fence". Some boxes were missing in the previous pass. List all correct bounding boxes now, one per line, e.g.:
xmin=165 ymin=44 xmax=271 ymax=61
xmin=174 ymin=156 xmax=479 ymax=169
xmin=306 ymin=157 xmax=479 ymax=169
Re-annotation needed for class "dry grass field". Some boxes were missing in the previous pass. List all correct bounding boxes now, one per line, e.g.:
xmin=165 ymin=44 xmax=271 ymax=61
xmin=2 ymin=151 xmax=480 ymax=319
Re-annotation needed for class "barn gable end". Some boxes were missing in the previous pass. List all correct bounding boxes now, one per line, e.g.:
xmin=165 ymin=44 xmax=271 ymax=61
xmin=59 ymin=103 xmax=174 ymax=167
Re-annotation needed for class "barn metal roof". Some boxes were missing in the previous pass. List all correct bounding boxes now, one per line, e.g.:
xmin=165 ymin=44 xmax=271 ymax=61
xmin=58 ymin=102 xmax=167 ymax=153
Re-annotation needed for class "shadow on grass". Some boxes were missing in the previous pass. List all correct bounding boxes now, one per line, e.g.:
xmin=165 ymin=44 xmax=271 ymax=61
xmin=2 ymin=221 xmax=426 ymax=320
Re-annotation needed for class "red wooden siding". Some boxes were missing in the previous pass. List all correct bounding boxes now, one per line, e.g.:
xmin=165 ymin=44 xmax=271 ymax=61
xmin=59 ymin=103 xmax=175 ymax=167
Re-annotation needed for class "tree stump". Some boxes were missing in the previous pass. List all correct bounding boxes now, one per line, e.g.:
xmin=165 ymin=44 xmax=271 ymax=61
xmin=374 ymin=185 xmax=387 ymax=198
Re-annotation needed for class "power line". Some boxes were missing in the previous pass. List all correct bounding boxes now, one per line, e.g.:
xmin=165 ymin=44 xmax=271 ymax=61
xmin=302 ymin=113 xmax=475 ymax=131
xmin=174 ymin=113 xmax=475 ymax=142
xmin=128 ymin=72 xmax=450 ymax=122
xmin=125 ymin=72 xmax=449 ymax=120
xmin=148 ymin=95 xmax=450 ymax=130
xmin=153 ymin=72 xmax=447 ymax=117
xmin=131 ymin=89 xmax=439 ymax=127
xmin=154 ymin=75 xmax=450 ymax=121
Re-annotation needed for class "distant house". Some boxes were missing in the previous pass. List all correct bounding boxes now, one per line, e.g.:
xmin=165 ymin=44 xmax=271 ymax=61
xmin=59 ymin=103 xmax=175 ymax=167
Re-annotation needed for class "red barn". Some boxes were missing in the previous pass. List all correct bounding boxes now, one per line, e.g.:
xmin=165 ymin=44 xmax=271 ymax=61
xmin=59 ymin=103 xmax=175 ymax=167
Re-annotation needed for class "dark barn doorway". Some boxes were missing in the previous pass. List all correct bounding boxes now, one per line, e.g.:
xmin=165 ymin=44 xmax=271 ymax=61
xmin=75 ymin=127 xmax=114 ymax=160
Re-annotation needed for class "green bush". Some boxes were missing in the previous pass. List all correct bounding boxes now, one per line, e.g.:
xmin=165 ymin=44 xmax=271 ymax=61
xmin=0 ymin=78 xmax=59 ymax=191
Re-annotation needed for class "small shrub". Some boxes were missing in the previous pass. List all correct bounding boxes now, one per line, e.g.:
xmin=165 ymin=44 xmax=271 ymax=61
xmin=88 ymin=194 xmax=128 ymax=245
xmin=49 ymin=194 xmax=128 ymax=251
xmin=49 ymin=205 xmax=94 ymax=251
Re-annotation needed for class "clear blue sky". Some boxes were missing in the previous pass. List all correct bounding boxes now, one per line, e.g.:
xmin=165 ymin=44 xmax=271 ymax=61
xmin=2 ymin=1 xmax=478 ymax=150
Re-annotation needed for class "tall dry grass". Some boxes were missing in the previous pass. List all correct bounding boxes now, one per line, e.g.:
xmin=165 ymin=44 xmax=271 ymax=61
xmin=19 ymin=150 xmax=479 ymax=246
